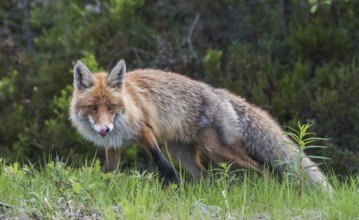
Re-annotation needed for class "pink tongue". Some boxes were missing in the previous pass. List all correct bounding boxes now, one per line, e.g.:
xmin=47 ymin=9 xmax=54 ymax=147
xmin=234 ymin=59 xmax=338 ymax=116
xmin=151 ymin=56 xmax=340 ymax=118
xmin=99 ymin=127 xmax=107 ymax=136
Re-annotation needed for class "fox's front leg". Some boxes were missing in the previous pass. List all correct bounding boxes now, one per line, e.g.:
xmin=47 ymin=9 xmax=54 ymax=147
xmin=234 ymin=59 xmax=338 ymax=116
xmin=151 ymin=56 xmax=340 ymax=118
xmin=105 ymin=148 xmax=121 ymax=172
xmin=140 ymin=126 xmax=180 ymax=184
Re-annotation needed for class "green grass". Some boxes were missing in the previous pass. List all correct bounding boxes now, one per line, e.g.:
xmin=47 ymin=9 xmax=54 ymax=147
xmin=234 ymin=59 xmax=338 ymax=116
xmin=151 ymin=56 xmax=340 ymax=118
xmin=0 ymin=159 xmax=358 ymax=219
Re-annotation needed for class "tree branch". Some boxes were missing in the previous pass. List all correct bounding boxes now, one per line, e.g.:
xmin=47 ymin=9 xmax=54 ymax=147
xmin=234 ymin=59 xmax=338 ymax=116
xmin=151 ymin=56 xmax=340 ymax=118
xmin=186 ymin=14 xmax=200 ymax=59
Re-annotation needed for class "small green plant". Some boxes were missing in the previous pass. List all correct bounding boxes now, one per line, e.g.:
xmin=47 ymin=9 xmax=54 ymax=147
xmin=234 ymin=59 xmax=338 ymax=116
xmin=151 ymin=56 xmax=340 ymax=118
xmin=282 ymin=122 xmax=330 ymax=197
xmin=210 ymin=162 xmax=240 ymax=186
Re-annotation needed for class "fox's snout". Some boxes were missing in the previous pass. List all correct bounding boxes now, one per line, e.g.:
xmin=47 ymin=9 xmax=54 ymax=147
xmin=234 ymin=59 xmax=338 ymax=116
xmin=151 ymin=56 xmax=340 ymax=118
xmin=88 ymin=116 xmax=114 ymax=137
xmin=93 ymin=124 xmax=113 ymax=137
xmin=97 ymin=125 xmax=111 ymax=137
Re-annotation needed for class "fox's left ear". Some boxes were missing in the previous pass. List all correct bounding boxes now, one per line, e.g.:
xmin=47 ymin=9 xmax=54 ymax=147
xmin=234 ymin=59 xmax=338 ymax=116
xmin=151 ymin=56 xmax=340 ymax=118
xmin=108 ymin=59 xmax=126 ymax=88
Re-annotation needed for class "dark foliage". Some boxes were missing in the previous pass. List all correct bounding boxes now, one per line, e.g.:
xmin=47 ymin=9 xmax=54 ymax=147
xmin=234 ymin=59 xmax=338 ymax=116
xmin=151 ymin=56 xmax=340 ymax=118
xmin=0 ymin=0 xmax=358 ymax=175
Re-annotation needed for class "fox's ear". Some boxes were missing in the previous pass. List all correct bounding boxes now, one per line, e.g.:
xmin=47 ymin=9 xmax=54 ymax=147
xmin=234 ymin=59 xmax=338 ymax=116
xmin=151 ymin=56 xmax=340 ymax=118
xmin=107 ymin=59 xmax=126 ymax=88
xmin=74 ymin=60 xmax=94 ymax=90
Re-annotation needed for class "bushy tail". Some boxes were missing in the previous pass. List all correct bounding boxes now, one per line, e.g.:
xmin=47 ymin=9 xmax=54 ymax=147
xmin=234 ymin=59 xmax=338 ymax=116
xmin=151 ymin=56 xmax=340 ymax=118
xmin=216 ymin=88 xmax=333 ymax=192
xmin=242 ymin=105 xmax=333 ymax=192
xmin=301 ymin=157 xmax=333 ymax=192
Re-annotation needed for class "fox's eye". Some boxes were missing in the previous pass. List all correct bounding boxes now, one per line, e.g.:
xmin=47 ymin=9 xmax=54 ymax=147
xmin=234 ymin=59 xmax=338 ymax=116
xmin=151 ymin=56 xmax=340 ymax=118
xmin=107 ymin=104 xmax=115 ymax=110
xmin=88 ymin=105 xmax=97 ymax=111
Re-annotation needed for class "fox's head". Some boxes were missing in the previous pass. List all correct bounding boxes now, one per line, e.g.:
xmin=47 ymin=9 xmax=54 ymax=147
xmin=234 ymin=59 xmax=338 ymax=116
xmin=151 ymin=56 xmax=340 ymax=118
xmin=70 ymin=60 xmax=127 ymax=138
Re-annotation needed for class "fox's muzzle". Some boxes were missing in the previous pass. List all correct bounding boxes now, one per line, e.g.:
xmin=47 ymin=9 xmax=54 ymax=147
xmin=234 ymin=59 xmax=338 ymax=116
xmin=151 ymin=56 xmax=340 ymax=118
xmin=88 ymin=115 xmax=114 ymax=137
xmin=98 ymin=126 xmax=111 ymax=137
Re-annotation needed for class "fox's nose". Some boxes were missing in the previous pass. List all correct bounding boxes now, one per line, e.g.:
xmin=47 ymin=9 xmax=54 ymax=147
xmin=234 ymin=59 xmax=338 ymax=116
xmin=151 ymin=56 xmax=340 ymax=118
xmin=98 ymin=126 xmax=110 ymax=137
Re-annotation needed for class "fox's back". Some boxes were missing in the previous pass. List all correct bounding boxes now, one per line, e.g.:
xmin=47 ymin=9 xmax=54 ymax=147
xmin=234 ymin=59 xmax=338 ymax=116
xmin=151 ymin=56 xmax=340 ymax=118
xmin=124 ymin=69 xmax=220 ymax=141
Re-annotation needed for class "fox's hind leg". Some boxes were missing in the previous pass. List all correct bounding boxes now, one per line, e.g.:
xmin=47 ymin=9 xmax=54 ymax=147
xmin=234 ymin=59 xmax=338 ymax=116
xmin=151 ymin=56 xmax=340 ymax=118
xmin=198 ymin=127 xmax=262 ymax=173
xmin=164 ymin=141 xmax=208 ymax=180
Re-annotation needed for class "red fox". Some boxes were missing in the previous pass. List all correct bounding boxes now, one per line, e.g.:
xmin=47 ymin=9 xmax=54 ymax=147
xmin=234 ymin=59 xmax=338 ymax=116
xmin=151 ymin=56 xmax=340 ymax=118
xmin=70 ymin=59 xmax=332 ymax=191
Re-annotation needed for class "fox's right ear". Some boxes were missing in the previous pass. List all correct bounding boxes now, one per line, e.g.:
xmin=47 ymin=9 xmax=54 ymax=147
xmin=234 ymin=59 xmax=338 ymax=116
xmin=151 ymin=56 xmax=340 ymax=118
xmin=73 ymin=60 xmax=94 ymax=90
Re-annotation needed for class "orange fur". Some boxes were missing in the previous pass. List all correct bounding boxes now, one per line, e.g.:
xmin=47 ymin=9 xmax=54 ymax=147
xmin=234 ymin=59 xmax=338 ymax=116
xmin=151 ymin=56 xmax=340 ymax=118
xmin=70 ymin=60 xmax=332 ymax=191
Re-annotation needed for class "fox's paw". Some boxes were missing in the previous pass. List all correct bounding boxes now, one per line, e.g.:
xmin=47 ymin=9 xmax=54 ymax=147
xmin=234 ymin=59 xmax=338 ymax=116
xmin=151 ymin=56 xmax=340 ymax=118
xmin=162 ymin=169 xmax=180 ymax=183
xmin=162 ymin=170 xmax=186 ymax=190
xmin=161 ymin=168 xmax=185 ymax=187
